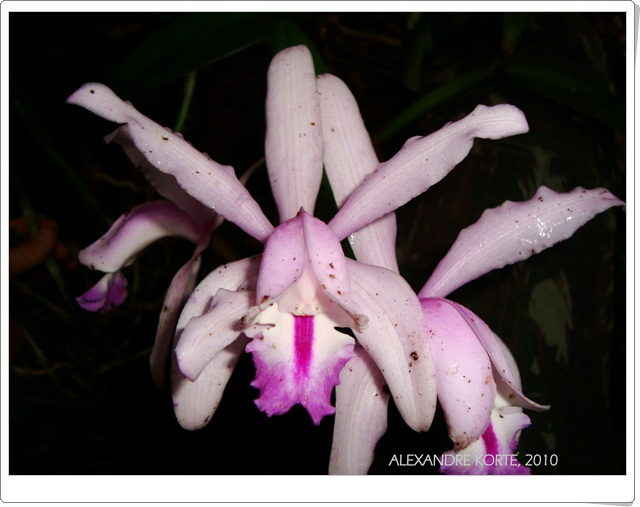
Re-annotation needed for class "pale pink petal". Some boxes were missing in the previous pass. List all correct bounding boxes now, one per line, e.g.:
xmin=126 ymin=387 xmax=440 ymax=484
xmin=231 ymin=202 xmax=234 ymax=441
xmin=105 ymin=126 xmax=215 ymax=231
xmin=169 ymin=256 xmax=260 ymax=429
xmin=78 ymin=200 xmax=202 ymax=273
xmin=329 ymin=104 xmax=529 ymax=240
xmin=180 ymin=255 xmax=261 ymax=325
xmin=265 ymin=45 xmax=322 ymax=222
xmin=67 ymin=83 xmax=274 ymax=242
xmin=175 ymin=289 xmax=254 ymax=381
xmin=172 ymin=335 xmax=248 ymax=430
xmin=347 ymin=259 xmax=437 ymax=432
xmin=421 ymin=298 xmax=496 ymax=448
xmin=421 ymin=186 xmax=625 ymax=298
xmin=329 ymin=346 xmax=390 ymax=474
xmin=317 ymin=73 xmax=398 ymax=271
xmin=245 ymin=307 xmax=355 ymax=424
xmin=149 ymin=247 xmax=203 ymax=387
xmin=76 ymin=271 xmax=127 ymax=312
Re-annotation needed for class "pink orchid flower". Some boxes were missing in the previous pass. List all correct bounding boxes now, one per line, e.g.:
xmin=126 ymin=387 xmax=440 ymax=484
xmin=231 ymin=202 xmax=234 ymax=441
xmin=68 ymin=45 xmax=531 ymax=450
xmin=317 ymin=67 xmax=624 ymax=473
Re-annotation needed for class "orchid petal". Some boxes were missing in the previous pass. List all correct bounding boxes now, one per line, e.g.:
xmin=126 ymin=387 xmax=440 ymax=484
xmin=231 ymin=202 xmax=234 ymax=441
xmin=329 ymin=346 xmax=390 ymax=474
xmin=78 ymin=200 xmax=202 ymax=273
xmin=329 ymin=104 xmax=529 ymax=240
xmin=172 ymin=335 xmax=248 ymax=430
xmin=432 ymin=298 xmax=548 ymax=411
xmin=421 ymin=298 xmax=496 ymax=448
xmin=245 ymin=307 xmax=355 ymax=425
xmin=67 ymin=83 xmax=274 ymax=242
xmin=150 ymin=246 xmax=203 ymax=387
xmin=440 ymin=405 xmax=531 ymax=475
xmin=420 ymin=186 xmax=625 ymax=298
xmin=76 ymin=271 xmax=127 ymax=312
xmin=105 ymin=126 xmax=216 ymax=231
xmin=170 ymin=256 xmax=260 ymax=430
xmin=175 ymin=288 xmax=254 ymax=381
xmin=265 ymin=45 xmax=322 ymax=222
xmin=347 ymin=259 xmax=437 ymax=431
xmin=317 ymin=73 xmax=398 ymax=271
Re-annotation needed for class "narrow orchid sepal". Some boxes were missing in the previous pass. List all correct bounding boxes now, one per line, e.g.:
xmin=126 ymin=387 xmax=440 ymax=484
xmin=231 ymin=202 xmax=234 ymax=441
xmin=347 ymin=259 xmax=437 ymax=432
xmin=78 ymin=200 xmax=202 ymax=273
xmin=329 ymin=346 xmax=390 ymax=474
xmin=67 ymin=83 xmax=274 ymax=242
xmin=317 ymin=73 xmax=399 ymax=271
xmin=265 ymin=45 xmax=323 ymax=222
xmin=76 ymin=271 xmax=127 ymax=312
xmin=421 ymin=186 xmax=625 ymax=298
xmin=329 ymin=104 xmax=529 ymax=240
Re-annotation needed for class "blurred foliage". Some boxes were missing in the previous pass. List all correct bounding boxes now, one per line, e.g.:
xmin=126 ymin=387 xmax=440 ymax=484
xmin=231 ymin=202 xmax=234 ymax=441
xmin=8 ymin=11 xmax=626 ymax=476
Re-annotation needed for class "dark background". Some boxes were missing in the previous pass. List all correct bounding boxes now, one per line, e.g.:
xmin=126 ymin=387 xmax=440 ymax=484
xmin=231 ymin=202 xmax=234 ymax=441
xmin=8 ymin=11 xmax=626 ymax=475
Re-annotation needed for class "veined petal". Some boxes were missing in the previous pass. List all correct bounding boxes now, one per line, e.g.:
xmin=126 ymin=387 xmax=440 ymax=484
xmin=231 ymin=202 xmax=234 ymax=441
xmin=329 ymin=345 xmax=390 ymax=475
xmin=181 ymin=255 xmax=261 ymax=324
xmin=78 ymin=200 xmax=203 ymax=273
xmin=440 ymin=405 xmax=531 ymax=475
xmin=172 ymin=335 xmax=248 ymax=430
xmin=317 ymin=73 xmax=398 ymax=271
xmin=175 ymin=288 xmax=254 ymax=381
xmin=170 ymin=255 xmax=260 ymax=430
xmin=329 ymin=104 xmax=529 ymax=240
xmin=347 ymin=259 xmax=437 ymax=431
xmin=76 ymin=271 xmax=127 ymax=312
xmin=265 ymin=45 xmax=322 ymax=222
xmin=105 ymin=125 xmax=217 ymax=232
xmin=421 ymin=297 xmax=496 ymax=448
xmin=433 ymin=298 xmax=548 ymax=412
xmin=67 ymin=83 xmax=274 ymax=242
xmin=421 ymin=186 xmax=625 ymax=298
xmin=245 ymin=307 xmax=355 ymax=424
xmin=150 ymin=245 xmax=203 ymax=387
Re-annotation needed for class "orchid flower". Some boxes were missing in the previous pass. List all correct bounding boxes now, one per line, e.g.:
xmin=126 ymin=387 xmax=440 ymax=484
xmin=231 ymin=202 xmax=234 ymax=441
xmin=68 ymin=45 xmax=531 ymax=451
xmin=316 ymin=71 xmax=624 ymax=474
xmin=74 ymin=122 xmax=227 ymax=385
xmin=419 ymin=185 xmax=624 ymax=473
